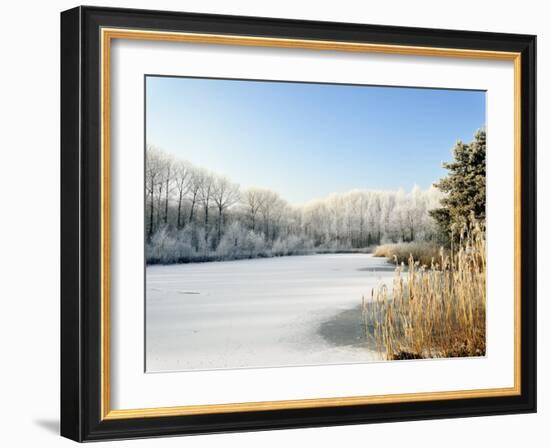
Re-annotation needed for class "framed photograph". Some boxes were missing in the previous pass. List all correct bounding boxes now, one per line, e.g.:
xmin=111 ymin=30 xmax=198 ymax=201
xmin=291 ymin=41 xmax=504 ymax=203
xmin=60 ymin=6 xmax=536 ymax=442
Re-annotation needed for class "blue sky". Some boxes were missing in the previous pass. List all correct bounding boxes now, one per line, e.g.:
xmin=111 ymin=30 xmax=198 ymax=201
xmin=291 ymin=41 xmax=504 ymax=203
xmin=146 ymin=76 xmax=485 ymax=204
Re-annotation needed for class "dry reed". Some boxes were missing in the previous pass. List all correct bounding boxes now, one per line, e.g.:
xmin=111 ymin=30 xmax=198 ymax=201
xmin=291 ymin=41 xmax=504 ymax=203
xmin=373 ymin=242 xmax=442 ymax=267
xmin=364 ymin=224 xmax=486 ymax=360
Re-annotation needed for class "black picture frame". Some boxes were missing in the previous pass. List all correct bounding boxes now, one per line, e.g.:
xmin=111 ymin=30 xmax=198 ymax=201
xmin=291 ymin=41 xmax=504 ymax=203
xmin=61 ymin=5 xmax=536 ymax=442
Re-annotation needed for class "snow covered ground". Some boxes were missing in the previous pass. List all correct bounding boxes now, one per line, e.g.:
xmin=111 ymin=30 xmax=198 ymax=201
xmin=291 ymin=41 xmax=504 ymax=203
xmin=146 ymin=254 xmax=395 ymax=372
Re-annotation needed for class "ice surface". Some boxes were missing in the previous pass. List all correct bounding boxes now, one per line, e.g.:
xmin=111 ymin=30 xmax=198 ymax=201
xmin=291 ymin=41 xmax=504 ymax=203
xmin=146 ymin=254 xmax=394 ymax=372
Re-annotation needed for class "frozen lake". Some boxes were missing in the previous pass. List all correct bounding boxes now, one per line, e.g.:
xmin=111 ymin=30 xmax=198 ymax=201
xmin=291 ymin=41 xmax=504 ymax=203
xmin=146 ymin=253 xmax=395 ymax=372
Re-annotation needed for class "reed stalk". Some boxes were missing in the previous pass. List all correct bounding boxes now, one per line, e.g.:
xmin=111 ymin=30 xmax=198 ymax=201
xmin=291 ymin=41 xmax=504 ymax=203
xmin=364 ymin=223 xmax=486 ymax=360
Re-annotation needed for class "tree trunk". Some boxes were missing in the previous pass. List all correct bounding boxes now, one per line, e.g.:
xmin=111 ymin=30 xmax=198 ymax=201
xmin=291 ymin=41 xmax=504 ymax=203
xmin=156 ymin=197 xmax=161 ymax=227
xmin=177 ymin=190 xmax=184 ymax=229
xmin=204 ymin=202 xmax=209 ymax=241
xmin=189 ymin=195 xmax=196 ymax=223
xmin=217 ymin=206 xmax=223 ymax=242
xmin=148 ymin=186 xmax=154 ymax=241
xmin=156 ymin=184 xmax=163 ymax=227
xmin=164 ymin=177 xmax=169 ymax=224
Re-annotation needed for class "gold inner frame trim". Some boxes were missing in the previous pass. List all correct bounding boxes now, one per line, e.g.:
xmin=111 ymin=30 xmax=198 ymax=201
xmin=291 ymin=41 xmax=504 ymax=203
xmin=100 ymin=27 xmax=522 ymax=421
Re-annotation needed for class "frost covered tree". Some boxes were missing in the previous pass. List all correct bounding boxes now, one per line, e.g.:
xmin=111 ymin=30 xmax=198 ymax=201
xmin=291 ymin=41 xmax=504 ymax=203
xmin=212 ymin=176 xmax=240 ymax=243
xmin=197 ymin=169 xmax=214 ymax=239
xmin=430 ymin=129 xmax=486 ymax=239
xmin=242 ymin=187 xmax=266 ymax=232
xmin=173 ymin=160 xmax=191 ymax=229
xmin=145 ymin=145 xmax=164 ymax=240
xmin=187 ymin=169 xmax=202 ymax=224
xmin=258 ymin=189 xmax=284 ymax=242
xmin=161 ymin=154 xmax=174 ymax=225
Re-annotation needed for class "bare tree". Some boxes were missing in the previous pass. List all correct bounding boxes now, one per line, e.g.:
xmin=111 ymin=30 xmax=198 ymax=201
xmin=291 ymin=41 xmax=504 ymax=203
xmin=198 ymin=170 xmax=214 ymax=239
xmin=257 ymin=189 xmax=281 ymax=241
xmin=380 ymin=192 xmax=396 ymax=242
xmin=186 ymin=169 xmax=201 ymax=224
xmin=242 ymin=188 xmax=266 ymax=231
xmin=357 ymin=192 xmax=369 ymax=246
xmin=161 ymin=154 xmax=174 ymax=225
xmin=155 ymin=183 xmax=163 ymax=226
xmin=145 ymin=145 xmax=163 ymax=240
xmin=269 ymin=199 xmax=289 ymax=242
xmin=173 ymin=160 xmax=192 ymax=228
xmin=368 ymin=194 xmax=382 ymax=245
xmin=212 ymin=176 xmax=240 ymax=242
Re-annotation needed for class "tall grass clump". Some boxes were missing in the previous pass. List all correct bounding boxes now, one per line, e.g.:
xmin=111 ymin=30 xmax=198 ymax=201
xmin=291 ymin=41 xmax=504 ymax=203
xmin=373 ymin=242 xmax=442 ymax=267
xmin=364 ymin=223 xmax=486 ymax=360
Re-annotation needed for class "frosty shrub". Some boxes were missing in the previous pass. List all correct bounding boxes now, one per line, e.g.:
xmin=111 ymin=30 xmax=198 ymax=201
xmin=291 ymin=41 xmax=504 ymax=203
xmin=272 ymin=234 xmax=314 ymax=256
xmin=216 ymin=222 xmax=247 ymax=259
xmin=147 ymin=226 xmax=179 ymax=263
xmin=247 ymin=230 xmax=267 ymax=257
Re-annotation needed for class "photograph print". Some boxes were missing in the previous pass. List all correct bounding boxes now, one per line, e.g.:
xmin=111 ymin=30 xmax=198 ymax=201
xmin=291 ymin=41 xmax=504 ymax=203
xmin=145 ymin=76 xmax=486 ymax=372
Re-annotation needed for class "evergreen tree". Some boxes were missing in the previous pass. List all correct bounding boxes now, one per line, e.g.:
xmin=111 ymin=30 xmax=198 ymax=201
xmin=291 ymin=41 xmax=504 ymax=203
xmin=430 ymin=129 xmax=486 ymax=240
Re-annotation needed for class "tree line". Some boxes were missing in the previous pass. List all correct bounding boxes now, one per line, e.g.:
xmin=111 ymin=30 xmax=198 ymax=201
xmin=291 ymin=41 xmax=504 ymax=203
xmin=145 ymin=145 xmax=443 ymax=264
